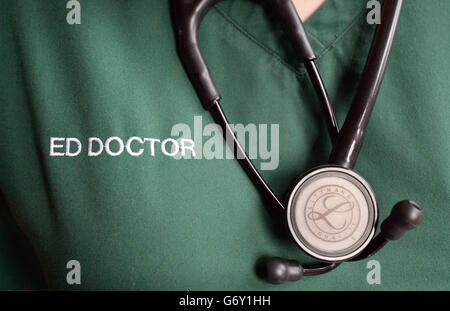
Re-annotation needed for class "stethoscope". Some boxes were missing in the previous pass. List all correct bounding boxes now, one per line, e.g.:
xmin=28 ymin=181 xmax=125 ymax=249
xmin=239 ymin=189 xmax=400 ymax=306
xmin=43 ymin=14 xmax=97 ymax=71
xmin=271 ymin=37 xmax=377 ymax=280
xmin=172 ymin=0 xmax=423 ymax=284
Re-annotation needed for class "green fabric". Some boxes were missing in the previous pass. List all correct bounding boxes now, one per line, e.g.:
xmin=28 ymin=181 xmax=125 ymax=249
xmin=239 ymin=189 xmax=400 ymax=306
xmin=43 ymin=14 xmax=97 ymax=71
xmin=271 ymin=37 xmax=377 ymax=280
xmin=0 ymin=0 xmax=449 ymax=290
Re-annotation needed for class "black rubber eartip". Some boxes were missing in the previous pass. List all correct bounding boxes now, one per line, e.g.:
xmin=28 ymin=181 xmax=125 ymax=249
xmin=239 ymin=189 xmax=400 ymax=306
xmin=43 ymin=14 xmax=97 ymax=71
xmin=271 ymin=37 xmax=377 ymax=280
xmin=381 ymin=200 xmax=423 ymax=240
xmin=264 ymin=257 xmax=304 ymax=284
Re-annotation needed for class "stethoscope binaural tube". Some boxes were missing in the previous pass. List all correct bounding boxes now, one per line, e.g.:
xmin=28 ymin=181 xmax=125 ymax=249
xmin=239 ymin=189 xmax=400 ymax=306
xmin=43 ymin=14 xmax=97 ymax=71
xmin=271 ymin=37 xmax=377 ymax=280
xmin=328 ymin=0 xmax=405 ymax=169
xmin=172 ymin=0 xmax=423 ymax=284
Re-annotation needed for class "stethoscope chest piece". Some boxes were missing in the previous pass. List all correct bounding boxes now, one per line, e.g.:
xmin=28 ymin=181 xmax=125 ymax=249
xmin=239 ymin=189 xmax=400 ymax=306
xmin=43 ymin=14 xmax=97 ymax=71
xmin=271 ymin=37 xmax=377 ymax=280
xmin=286 ymin=166 xmax=378 ymax=262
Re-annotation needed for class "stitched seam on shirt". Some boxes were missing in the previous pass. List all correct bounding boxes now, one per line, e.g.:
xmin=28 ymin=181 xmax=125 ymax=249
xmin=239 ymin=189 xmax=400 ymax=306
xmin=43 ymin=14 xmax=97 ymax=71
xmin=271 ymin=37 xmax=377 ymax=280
xmin=315 ymin=7 xmax=367 ymax=60
xmin=214 ymin=5 xmax=367 ymax=75
xmin=214 ymin=6 xmax=304 ymax=77
xmin=305 ymin=31 xmax=326 ymax=49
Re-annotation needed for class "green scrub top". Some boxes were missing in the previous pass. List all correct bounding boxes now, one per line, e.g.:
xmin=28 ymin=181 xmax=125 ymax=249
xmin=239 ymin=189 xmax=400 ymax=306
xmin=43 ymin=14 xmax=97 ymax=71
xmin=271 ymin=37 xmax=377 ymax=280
xmin=0 ymin=0 xmax=449 ymax=290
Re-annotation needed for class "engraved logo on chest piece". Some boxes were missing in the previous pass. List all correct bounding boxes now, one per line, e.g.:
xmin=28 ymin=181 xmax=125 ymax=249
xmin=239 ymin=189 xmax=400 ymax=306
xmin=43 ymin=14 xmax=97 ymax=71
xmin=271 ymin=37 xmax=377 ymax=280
xmin=305 ymin=185 xmax=361 ymax=242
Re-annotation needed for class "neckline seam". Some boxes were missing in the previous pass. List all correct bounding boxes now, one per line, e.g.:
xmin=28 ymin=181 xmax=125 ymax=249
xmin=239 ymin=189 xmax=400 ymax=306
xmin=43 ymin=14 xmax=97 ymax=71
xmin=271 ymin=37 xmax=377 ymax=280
xmin=213 ymin=4 xmax=368 ymax=76
xmin=214 ymin=5 xmax=305 ymax=78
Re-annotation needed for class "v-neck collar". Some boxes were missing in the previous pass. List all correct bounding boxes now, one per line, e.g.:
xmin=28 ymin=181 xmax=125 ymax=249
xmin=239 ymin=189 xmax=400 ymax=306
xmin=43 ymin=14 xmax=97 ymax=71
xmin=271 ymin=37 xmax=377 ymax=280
xmin=212 ymin=0 xmax=370 ymax=74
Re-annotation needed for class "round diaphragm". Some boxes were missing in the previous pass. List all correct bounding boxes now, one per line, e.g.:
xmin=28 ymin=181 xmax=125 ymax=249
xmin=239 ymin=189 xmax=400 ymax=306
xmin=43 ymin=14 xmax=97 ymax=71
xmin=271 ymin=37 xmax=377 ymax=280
xmin=286 ymin=166 xmax=377 ymax=262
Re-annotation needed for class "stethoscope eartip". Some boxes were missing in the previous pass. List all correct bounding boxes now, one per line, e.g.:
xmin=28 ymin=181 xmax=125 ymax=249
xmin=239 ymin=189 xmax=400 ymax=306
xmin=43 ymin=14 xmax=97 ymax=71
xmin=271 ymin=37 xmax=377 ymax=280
xmin=264 ymin=257 xmax=303 ymax=285
xmin=381 ymin=200 xmax=423 ymax=240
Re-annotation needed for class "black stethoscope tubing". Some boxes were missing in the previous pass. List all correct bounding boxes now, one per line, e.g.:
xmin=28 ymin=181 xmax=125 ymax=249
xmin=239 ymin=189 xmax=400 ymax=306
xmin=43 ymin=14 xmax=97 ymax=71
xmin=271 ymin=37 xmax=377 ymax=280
xmin=173 ymin=0 xmax=402 ymax=212
xmin=172 ymin=0 xmax=422 ymax=282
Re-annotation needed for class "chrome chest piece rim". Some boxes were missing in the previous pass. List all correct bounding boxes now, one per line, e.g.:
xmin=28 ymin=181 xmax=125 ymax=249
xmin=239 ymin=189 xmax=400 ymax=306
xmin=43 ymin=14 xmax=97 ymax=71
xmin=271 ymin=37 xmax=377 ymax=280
xmin=286 ymin=166 xmax=378 ymax=262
